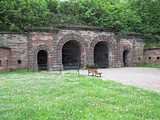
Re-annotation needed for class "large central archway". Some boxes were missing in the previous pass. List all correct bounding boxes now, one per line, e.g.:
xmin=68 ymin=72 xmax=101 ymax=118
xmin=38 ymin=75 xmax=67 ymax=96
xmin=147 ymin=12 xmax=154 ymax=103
xmin=62 ymin=40 xmax=81 ymax=69
xmin=37 ymin=50 xmax=48 ymax=70
xmin=94 ymin=41 xmax=109 ymax=68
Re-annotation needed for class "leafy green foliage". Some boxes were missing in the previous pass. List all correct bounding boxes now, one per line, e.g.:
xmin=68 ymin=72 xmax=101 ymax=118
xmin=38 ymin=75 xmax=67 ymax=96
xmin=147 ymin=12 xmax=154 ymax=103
xmin=144 ymin=35 xmax=160 ymax=48
xmin=0 ymin=0 xmax=159 ymax=35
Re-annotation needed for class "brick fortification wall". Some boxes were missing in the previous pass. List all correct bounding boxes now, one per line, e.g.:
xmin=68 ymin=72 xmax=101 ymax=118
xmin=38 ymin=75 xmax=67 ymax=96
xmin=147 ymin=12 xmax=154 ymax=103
xmin=0 ymin=33 xmax=28 ymax=71
xmin=120 ymin=34 xmax=144 ymax=67
xmin=28 ymin=29 xmax=121 ymax=70
xmin=0 ymin=27 xmax=145 ymax=71
xmin=0 ymin=48 xmax=11 ymax=71
xmin=144 ymin=48 xmax=160 ymax=64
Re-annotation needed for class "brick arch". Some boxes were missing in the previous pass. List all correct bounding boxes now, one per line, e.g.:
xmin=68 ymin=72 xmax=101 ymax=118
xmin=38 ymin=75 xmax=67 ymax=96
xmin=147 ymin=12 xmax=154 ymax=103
xmin=89 ymin=35 xmax=117 ymax=67
xmin=31 ymin=45 xmax=52 ymax=71
xmin=55 ymin=33 xmax=87 ymax=69
xmin=90 ymin=35 xmax=116 ymax=48
xmin=123 ymin=44 xmax=132 ymax=51
xmin=121 ymin=44 xmax=132 ymax=67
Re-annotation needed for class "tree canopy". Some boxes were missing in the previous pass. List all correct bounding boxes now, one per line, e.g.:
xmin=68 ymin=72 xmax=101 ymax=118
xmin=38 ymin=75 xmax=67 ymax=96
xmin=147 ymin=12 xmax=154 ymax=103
xmin=0 ymin=0 xmax=160 ymax=35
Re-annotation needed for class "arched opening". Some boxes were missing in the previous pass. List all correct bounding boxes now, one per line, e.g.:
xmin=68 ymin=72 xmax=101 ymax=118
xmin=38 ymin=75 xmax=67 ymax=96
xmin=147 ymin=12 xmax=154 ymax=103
xmin=0 ymin=60 xmax=2 ymax=67
xmin=94 ymin=41 xmax=109 ymax=68
xmin=123 ymin=50 xmax=129 ymax=67
xmin=37 ymin=50 xmax=48 ymax=70
xmin=62 ymin=40 xmax=81 ymax=69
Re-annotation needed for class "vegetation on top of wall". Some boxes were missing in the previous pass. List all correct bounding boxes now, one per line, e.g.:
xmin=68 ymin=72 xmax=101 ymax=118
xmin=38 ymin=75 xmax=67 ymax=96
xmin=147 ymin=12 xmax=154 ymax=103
xmin=0 ymin=0 xmax=159 ymax=33
xmin=0 ymin=0 xmax=159 ymax=47
xmin=143 ymin=35 xmax=160 ymax=48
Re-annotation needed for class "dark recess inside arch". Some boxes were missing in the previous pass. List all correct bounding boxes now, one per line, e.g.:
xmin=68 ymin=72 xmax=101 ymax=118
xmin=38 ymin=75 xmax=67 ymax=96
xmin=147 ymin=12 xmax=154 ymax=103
xmin=62 ymin=40 xmax=81 ymax=70
xmin=94 ymin=41 xmax=109 ymax=68
xmin=37 ymin=50 xmax=48 ymax=70
xmin=123 ymin=50 xmax=129 ymax=67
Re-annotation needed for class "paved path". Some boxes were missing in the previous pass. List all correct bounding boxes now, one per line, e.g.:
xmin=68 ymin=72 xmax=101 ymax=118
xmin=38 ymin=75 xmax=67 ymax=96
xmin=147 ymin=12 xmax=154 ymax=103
xmin=80 ymin=67 xmax=160 ymax=92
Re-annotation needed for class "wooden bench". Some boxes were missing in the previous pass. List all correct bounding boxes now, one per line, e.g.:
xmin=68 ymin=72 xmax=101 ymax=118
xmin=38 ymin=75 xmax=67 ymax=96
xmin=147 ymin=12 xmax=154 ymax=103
xmin=87 ymin=68 xmax=102 ymax=77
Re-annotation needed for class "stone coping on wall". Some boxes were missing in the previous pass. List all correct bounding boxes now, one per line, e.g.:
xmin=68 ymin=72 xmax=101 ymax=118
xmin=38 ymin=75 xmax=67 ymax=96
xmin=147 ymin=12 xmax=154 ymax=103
xmin=0 ymin=26 xmax=148 ymax=42
xmin=0 ymin=32 xmax=28 ymax=34
xmin=24 ymin=25 xmax=119 ymax=33
xmin=0 ymin=46 xmax=11 ymax=49
xmin=144 ymin=48 xmax=160 ymax=51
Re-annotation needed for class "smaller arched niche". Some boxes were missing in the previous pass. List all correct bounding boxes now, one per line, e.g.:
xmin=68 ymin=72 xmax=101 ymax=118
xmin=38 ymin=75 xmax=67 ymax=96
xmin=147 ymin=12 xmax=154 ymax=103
xmin=37 ymin=50 xmax=48 ymax=70
xmin=123 ymin=50 xmax=129 ymax=67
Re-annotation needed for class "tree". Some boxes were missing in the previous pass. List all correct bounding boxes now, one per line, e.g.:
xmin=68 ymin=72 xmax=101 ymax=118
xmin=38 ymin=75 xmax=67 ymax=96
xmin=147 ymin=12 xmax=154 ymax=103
xmin=0 ymin=0 xmax=159 ymax=35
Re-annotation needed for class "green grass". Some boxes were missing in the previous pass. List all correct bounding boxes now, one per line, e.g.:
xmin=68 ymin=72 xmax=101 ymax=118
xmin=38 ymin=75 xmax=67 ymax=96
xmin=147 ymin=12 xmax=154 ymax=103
xmin=0 ymin=71 xmax=160 ymax=120
xmin=138 ymin=64 xmax=160 ymax=68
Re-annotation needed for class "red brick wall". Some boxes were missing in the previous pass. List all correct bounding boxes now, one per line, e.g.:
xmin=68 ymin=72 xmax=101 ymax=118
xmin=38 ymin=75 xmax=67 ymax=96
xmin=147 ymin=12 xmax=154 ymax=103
xmin=0 ymin=48 xmax=11 ymax=71
xmin=144 ymin=48 xmax=160 ymax=64
xmin=31 ymin=32 xmax=54 ymax=48
xmin=0 ymin=30 xmax=146 ymax=71
xmin=0 ymin=34 xmax=28 ymax=70
xmin=120 ymin=38 xmax=144 ymax=67
xmin=28 ymin=32 xmax=55 ymax=70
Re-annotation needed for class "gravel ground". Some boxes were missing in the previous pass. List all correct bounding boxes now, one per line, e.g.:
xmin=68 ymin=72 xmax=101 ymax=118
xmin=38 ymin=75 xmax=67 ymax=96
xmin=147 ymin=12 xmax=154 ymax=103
xmin=80 ymin=67 xmax=160 ymax=92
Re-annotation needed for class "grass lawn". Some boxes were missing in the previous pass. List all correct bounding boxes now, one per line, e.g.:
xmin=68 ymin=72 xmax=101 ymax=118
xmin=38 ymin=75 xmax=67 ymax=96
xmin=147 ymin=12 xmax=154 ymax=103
xmin=0 ymin=71 xmax=160 ymax=120
xmin=138 ymin=64 xmax=160 ymax=68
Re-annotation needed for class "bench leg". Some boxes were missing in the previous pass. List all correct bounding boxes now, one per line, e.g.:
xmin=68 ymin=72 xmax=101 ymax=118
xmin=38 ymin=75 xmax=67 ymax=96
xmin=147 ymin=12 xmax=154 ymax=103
xmin=96 ymin=74 xmax=101 ymax=77
xmin=88 ymin=72 xmax=94 ymax=76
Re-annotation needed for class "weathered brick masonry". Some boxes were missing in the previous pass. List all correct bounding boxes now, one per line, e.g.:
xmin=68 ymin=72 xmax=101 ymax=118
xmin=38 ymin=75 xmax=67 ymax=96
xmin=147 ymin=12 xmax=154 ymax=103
xmin=120 ymin=34 xmax=144 ymax=67
xmin=0 ymin=26 xmax=146 ymax=71
xmin=144 ymin=48 xmax=160 ymax=64
xmin=0 ymin=48 xmax=11 ymax=71
xmin=0 ymin=33 xmax=28 ymax=71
